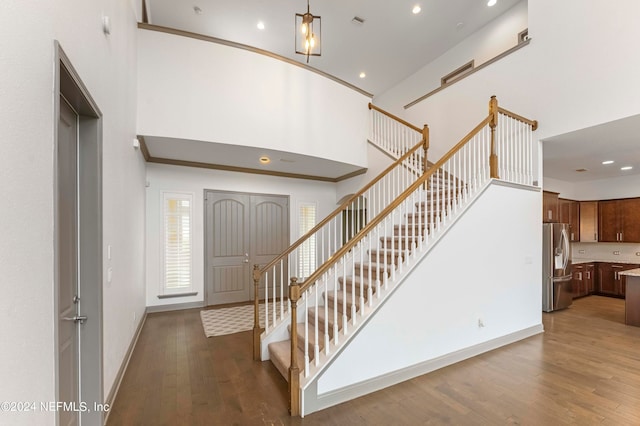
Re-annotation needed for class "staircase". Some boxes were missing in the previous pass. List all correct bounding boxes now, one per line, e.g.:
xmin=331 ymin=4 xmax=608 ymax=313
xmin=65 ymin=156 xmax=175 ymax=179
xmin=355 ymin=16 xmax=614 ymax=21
xmin=252 ymin=96 xmax=539 ymax=416
xmin=268 ymin=180 xmax=456 ymax=381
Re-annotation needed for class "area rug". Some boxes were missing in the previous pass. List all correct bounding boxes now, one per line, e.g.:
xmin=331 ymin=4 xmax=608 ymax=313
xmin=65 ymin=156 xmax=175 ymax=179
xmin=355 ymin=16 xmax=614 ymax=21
xmin=200 ymin=302 xmax=286 ymax=337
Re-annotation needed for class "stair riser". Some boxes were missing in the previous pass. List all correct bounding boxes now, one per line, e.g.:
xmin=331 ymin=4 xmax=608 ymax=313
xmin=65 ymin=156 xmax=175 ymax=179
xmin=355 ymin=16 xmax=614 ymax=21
xmin=292 ymin=322 xmax=330 ymax=360
xmin=309 ymin=309 xmax=344 ymax=336
xmin=393 ymin=225 xmax=427 ymax=237
xmin=338 ymin=278 xmax=373 ymax=296
xmin=380 ymin=238 xmax=419 ymax=250
xmin=326 ymin=296 xmax=360 ymax=317
xmin=354 ymin=266 xmax=389 ymax=280
xmin=369 ymin=251 xmax=403 ymax=265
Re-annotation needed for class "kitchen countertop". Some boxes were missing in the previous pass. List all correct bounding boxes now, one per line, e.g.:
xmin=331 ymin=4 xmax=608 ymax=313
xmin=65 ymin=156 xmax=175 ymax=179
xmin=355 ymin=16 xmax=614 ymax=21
xmin=620 ymin=269 xmax=640 ymax=277
xmin=572 ymin=259 xmax=640 ymax=265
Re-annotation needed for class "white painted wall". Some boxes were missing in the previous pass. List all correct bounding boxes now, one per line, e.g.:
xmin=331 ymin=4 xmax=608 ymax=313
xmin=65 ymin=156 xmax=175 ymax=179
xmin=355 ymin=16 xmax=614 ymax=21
xmin=145 ymin=163 xmax=339 ymax=307
xmin=0 ymin=3 xmax=57 ymax=424
xmin=375 ymin=0 xmax=640 ymax=181
xmin=335 ymin=143 xmax=395 ymax=202
xmin=376 ymin=0 xmax=528 ymax=118
xmin=316 ymin=183 xmax=542 ymax=396
xmin=0 ymin=1 xmax=145 ymax=422
xmin=137 ymin=29 xmax=370 ymax=168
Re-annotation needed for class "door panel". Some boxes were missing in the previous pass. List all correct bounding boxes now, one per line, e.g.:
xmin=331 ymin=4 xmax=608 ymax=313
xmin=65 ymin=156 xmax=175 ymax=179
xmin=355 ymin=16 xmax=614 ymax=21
xmin=206 ymin=194 xmax=251 ymax=305
xmin=58 ymin=97 xmax=79 ymax=426
xmin=252 ymin=196 xmax=290 ymax=300
xmin=205 ymin=192 xmax=290 ymax=306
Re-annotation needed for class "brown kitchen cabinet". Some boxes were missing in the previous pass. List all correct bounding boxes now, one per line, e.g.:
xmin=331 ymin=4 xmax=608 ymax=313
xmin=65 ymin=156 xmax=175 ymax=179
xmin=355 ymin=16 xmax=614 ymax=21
xmin=579 ymin=201 xmax=598 ymax=242
xmin=584 ymin=264 xmax=595 ymax=294
xmin=573 ymin=263 xmax=595 ymax=298
xmin=543 ymin=191 xmax=559 ymax=223
xmin=598 ymin=198 xmax=640 ymax=243
xmin=597 ymin=262 xmax=640 ymax=297
xmin=572 ymin=264 xmax=587 ymax=298
xmin=559 ymin=198 xmax=580 ymax=241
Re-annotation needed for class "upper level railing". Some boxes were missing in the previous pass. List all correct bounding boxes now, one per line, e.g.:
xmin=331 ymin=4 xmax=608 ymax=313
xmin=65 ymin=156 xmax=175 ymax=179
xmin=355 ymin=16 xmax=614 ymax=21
xmin=368 ymin=103 xmax=429 ymax=170
xmin=252 ymin=104 xmax=429 ymax=360
xmin=285 ymin=96 xmax=538 ymax=415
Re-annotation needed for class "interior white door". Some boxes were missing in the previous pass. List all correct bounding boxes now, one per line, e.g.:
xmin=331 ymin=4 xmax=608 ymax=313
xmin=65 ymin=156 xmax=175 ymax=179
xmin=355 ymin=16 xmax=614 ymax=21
xmin=57 ymin=96 xmax=81 ymax=426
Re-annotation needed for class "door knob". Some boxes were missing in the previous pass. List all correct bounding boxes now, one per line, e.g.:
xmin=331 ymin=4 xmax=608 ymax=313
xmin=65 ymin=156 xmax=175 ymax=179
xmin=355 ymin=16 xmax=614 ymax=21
xmin=63 ymin=315 xmax=87 ymax=324
xmin=243 ymin=259 xmax=249 ymax=263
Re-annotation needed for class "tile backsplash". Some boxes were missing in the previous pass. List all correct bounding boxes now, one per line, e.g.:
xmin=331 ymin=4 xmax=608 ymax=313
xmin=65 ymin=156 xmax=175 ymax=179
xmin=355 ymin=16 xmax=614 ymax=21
xmin=572 ymin=242 xmax=640 ymax=263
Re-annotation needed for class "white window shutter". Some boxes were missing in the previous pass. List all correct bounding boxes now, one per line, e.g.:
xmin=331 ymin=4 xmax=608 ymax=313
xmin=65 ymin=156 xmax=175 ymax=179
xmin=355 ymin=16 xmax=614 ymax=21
xmin=298 ymin=203 xmax=317 ymax=279
xmin=162 ymin=192 xmax=193 ymax=292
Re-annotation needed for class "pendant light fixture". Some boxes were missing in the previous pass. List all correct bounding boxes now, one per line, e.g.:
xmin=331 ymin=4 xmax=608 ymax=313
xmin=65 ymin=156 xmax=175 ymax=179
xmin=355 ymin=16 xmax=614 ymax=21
xmin=295 ymin=0 xmax=321 ymax=63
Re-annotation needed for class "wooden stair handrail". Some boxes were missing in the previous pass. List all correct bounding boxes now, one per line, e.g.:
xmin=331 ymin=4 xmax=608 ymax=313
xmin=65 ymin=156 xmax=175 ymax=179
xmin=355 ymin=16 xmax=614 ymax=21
xmin=295 ymin=114 xmax=493 ymax=295
xmin=258 ymin=107 xmax=426 ymax=276
xmin=497 ymin=106 xmax=538 ymax=131
xmin=368 ymin=103 xmax=423 ymax=133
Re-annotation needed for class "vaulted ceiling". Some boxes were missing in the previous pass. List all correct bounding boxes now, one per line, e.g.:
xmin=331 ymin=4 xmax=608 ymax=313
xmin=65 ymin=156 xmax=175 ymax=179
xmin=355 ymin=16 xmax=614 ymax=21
xmin=145 ymin=0 xmax=522 ymax=96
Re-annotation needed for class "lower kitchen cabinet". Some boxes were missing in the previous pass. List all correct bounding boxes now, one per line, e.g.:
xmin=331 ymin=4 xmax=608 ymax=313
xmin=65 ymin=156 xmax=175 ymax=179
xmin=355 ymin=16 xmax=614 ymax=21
xmin=584 ymin=264 xmax=595 ymax=294
xmin=573 ymin=263 xmax=596 ymax=298
xmin=596 ymin=262 xmax=639 ymax=297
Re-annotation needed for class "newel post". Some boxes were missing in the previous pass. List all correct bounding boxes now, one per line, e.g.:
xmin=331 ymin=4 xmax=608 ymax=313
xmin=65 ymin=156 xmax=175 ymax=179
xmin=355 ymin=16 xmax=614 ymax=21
xmin=489 ymin=95 xmax=499 ymax=179
xmin=252 ymin=264 xmax=262 ymax=361
xmin=422 ymin=124 xmax=430 ymax=173
xmin=288 ymin=277 xmax=301 ymax=416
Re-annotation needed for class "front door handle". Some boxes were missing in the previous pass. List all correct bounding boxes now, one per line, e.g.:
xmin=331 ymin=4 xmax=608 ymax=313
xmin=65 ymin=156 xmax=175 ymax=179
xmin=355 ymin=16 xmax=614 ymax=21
xmin=63 ymin=315 xmax=87 ymax=324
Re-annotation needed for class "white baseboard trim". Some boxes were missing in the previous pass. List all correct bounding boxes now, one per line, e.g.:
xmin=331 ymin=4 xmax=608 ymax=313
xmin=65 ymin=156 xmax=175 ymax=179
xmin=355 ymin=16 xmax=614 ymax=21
xmin=103 ymin=308 xmax=148 ymax=425
xmin=302 ymin=324 xmax=544 ymax=417
xmin=146 ymin=301 xmax=204 ymax=313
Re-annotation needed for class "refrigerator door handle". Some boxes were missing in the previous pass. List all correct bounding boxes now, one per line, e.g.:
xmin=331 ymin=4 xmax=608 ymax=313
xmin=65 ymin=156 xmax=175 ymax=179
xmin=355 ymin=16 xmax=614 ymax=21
xmin=561 ymin=227 xmax=570 ymax=272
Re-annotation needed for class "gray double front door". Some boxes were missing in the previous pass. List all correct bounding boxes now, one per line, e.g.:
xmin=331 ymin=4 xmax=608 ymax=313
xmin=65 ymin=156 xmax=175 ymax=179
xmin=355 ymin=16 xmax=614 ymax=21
xmin=205 ymin=190 xmax=289 ymax=306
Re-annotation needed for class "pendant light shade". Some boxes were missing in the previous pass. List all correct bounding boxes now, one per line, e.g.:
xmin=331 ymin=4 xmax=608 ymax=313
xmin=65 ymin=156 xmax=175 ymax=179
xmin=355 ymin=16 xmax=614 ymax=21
xmin=295 ymin=0 xmax=321 ymax=62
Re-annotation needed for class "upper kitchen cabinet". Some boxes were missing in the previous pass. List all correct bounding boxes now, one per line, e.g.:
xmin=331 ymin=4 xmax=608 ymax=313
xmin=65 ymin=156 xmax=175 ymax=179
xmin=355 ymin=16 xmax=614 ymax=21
xmin=543 ymin=191 xmax=559 ymax=223
xmin=598 ymin=198 xmax=640 ymax=243
xmin=559 ymin=198 xmax=580 ymax=241
xmin=579 ymin=201 xmax=598 ymax=242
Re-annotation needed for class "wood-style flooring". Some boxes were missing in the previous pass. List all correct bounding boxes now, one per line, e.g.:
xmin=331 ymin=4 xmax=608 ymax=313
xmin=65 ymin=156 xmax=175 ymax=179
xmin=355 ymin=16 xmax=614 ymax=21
xmin=107 ymin=296 xmax=640 ymax=425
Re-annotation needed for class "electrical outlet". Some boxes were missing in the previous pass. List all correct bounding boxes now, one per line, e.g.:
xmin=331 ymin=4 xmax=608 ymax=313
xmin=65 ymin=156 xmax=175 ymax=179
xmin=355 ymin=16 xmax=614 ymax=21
xmin=578 ymin=250 xmax=585 ymax=254
xmin=613 ymin=251 xmax=620 ymax=255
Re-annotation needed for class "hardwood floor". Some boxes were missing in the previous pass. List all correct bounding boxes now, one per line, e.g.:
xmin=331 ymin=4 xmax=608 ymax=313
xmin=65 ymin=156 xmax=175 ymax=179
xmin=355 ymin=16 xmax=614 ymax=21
xmin=107 ymin=296 xmax=640 ymax=425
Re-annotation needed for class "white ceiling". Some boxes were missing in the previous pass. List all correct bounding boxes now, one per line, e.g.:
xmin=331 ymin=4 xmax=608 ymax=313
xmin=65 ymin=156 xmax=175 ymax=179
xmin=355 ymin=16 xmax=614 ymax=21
xmin=144 ymin=136 xmax=365 ymax=180
xmin=146 ymin=0 xmax=522 ymax=96
xmin=543 ymin=114 xmax=640 ymax=182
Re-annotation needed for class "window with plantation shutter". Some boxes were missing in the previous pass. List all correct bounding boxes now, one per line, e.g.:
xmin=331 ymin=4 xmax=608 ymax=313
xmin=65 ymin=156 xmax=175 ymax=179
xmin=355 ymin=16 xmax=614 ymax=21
xmin=298 ymin=202 xmax=317 ymax=279
xmin=161 ymin=192 xmax=193 ymax=294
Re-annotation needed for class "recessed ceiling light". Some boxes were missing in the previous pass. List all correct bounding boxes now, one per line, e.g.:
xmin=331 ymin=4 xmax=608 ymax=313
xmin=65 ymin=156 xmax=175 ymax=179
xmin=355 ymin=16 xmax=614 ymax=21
xmin=621 ymin=166 xmax=633 ymax=171
xmin=487 ymin=0 xmax=497 ymax=6
xmin=359 ymin=72 xmax=366 ymax=78
xmin=259 ymin=156 xmax=271 ymax=164
xmin=257 ymin=21 xmax=265 ymax=30
xmin=602 ymin=160 xmax=614 ymax=165
xmin=412 ymin=5 xmax=421 ymax=14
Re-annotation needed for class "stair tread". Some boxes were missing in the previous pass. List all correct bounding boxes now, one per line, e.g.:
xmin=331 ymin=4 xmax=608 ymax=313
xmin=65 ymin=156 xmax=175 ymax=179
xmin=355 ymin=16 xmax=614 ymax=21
xmin=290 ymin=322 xmax=324 ymax=356
xmin=326 ymin=289 xmax=365 ymax=310
xmin=268 ymin=340 xmax=305 ymax=382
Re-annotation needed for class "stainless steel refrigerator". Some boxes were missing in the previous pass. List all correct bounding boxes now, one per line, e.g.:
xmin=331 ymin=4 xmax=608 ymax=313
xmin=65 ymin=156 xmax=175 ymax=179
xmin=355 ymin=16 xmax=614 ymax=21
xmin=542 ymin=223 xmax=573 ymax=312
